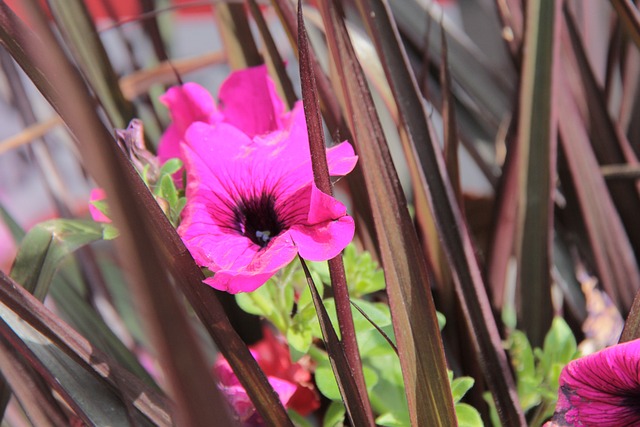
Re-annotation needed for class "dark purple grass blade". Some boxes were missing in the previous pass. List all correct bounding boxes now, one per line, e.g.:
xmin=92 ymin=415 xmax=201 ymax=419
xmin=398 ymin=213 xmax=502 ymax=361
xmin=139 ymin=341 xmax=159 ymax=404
xmin=440 ymin=24 xmax=462 ymax=209
xmin=514 ymin=0 xmax=558 ymax=346
xmin=609 ymin=0 xmax=640 ymax=50
xmin=47 ymin=0 xmax=135 ymax=129
xmin=297 ymin=3 xmax=374 ymax=424
xmin=318 ymin=1 xmax=455 ymax=425
xmin=246 ymin=0 xmax=297 ymax=109
xmin=562 ymin=6 xmax=640 ymax=311
xmin=0 ymin=271 xmax=172 ymax=425
xmin=298 ymin=257 xmax=371 ymax=426
xmin=486 ymin=118 xmax=519 ymax=310
xmin=268 ymin=0 xmax=342 ymax=135
xmin=0 ymin=347 xmax=66 ymax=427
xmin=556 ymin=77 xmax=640 ymax=335
xmin=351 ymin=0 xmax=525 ymax=424
xmin=138 ymin=0 xmax=170 ymax=62
xmin=0 ymin=323 xmax=68 ymax=427
xmin=0 ymin=305 xmax=72 ymax=427
xmin=215 ymin=3 xmax=262 ymax=69
xmin=0 ymin=315 xmax=94 ymax=425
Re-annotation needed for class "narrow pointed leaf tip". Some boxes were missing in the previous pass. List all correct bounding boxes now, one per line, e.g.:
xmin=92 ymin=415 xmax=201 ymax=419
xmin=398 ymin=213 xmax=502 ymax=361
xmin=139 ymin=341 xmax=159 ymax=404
xmin=163 ymin=66 xmax=357 ymax=293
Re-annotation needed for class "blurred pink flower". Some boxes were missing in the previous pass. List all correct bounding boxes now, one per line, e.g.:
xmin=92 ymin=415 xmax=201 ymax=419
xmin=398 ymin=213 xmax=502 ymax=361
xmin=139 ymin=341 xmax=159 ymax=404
xmin=88 ymin=188 xmax=111 ymax=223
xmin=546 ymin=338 xmax=640 ymax=426
xmin=214 ymin=328 xmax=320 ymax=424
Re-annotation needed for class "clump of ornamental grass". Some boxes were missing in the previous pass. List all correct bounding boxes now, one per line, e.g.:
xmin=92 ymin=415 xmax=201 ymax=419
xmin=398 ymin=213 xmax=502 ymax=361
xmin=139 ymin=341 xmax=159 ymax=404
xmin=0 ymin=1 xmax=639 ymax=427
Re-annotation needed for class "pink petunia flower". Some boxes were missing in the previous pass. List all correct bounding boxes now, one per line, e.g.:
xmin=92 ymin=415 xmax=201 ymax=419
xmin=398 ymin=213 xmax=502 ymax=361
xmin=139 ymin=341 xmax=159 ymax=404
xmin=546 ymin=338 xmax=640 ymax=426
xmin=176 ymin=71 xmax=357 ymax=293
xmin=214 ymin=328 xmax=320 ymax=425
xmin=178 ymin=116 xmax=356 ymax=292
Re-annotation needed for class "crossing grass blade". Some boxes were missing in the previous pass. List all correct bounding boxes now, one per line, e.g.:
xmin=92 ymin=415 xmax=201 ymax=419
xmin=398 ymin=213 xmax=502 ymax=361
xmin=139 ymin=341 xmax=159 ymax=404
xmin=297 ymin=4 xmax=374 ymax=423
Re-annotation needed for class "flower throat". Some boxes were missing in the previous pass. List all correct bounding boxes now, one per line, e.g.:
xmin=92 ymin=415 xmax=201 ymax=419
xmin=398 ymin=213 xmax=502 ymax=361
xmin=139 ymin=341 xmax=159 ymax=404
xmin=235 ymin=193 xmax=283 ymax=248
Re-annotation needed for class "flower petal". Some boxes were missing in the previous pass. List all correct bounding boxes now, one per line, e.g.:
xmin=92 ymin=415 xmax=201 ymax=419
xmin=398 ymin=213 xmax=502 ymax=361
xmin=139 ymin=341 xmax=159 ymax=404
xmin=219 ymin=65 xmax=287 ymax=137
xmin=160 ymin=82 xmax=219 ymax=132
xmin=552 ymin=338 xmax=640 ymax=427
xmin=157 ymin=82 xmax=221 ymax=173
xmin=327 ymin=141 xmax=358 ymax=176
xmin=289 ymin=186 xmax=354 ymax=261
xmin=204 ymin=232 xmax=298 ymax=294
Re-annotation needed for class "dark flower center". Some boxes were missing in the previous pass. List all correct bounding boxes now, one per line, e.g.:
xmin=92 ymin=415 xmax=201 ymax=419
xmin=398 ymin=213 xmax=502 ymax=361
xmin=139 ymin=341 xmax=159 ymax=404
xmin=621 ymin=390 xmax=640 ymax=418
xmin=234 ymin=193 xmax=284 ymax=248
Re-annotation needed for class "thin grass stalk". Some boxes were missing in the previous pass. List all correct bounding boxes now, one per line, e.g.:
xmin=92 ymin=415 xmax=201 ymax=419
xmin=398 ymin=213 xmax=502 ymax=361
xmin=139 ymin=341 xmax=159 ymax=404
xmin=609 ymin=0 xmax=640 ymax=50
xmin=563 ymin=7 xmax=640 ymax=292
xmin=297 ymin=3 xmax=374 ymax=424
xmin=270 ymin=0 xmax=380 ymax=259
xmin=298 ymin=257 xmax=371 ymax=426
xmin=0 ymin=315 xmax=96 ymax=425
xmin=440 ymin=25 xmax=462 ymax=209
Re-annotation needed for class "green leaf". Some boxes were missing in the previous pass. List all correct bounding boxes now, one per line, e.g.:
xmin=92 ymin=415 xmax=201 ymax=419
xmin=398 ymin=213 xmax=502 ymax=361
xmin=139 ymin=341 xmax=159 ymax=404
xmin=539 ymin=317 xmax=578 ymax=379
xmin=235 ymin=268 xmax=296 ymax=332
xmin=451 ymin=376 xmax=474 ymax=404
xmin=286 ymin=319 xmax=313 ymax=362
xmin=102 ymin=223 xmax=119 ymax=240
xmin=315 ymin=359 xmax=378 ymax=401
xmin=10 ymin=219 xmax=104 ymax=300
xmin=376 ymin=412 xmax=409 ymax=427
xmin=455 ymin=403 xmax=483 ymax=427
xmin=289 ymin=409 xmax=313 ymax=427
xmin=509 ymin=330 xmax=537 ymax=384
xmin=157 ymin=174 xmax=178 ymax=210
xmin=159 ymin=158 xmax=183 ymax=176
xmin=323 ymin=401 xmax=346 ymax=427
xmin=341 ymin=244 xmax=386 ymax=297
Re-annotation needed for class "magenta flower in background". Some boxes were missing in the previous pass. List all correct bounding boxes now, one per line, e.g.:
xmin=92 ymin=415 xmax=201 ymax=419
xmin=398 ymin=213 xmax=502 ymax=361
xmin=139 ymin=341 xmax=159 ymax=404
xmin=88 ymin=188 xmax=111 ymax=223
xmin=214 ymin=328 xmax=319 ymax=424
xmin=546 ymin=338 xmax=640 ymax=427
